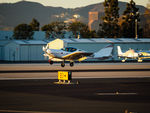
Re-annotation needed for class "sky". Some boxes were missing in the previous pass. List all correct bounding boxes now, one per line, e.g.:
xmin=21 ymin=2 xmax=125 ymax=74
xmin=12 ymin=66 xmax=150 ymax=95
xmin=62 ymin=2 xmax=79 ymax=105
xmin=0 ymin=0 xmax=149 ymax=8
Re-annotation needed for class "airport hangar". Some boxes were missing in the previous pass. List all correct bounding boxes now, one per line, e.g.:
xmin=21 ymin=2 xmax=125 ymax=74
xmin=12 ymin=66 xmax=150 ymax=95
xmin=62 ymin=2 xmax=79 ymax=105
xmin=1 ymin=38 xmax=150 ymax=62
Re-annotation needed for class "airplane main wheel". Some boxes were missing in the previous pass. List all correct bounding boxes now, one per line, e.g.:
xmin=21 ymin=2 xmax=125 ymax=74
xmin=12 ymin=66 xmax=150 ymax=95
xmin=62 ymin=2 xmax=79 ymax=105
xmin=70 ymin=62 xmax=74 ymax=67
xmin=61 ymin=62 xmax=65 ymax=67
xmin=138 ymin=59 xmax=142 ymax=62
xmin=122 ymin=59 xmax=125 ymax=62
xmin=49 ymin=60 xmax=53 ymax=65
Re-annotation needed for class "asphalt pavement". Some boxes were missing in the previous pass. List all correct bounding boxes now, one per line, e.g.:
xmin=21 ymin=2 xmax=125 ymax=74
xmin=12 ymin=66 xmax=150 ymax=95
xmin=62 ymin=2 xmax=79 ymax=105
xmin=0 ymin=63 xmax=150 ymax=113
xmin=0 ymin=78 xmax=150 ymax=113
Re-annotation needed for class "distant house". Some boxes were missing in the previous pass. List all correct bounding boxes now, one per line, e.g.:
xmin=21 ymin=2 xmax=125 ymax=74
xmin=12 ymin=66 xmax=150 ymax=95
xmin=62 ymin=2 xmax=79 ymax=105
xmin=0 ymin=31 xmax=13 ymax=40
xmin=0 ymin=31 xmax=45 ymax=40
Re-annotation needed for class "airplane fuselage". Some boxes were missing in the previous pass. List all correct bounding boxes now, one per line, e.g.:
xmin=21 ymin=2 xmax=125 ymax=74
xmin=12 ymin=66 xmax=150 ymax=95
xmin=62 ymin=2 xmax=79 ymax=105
xmin=47 ymin=49 xmax=70 ymax=59
xmin=117 ymin=46 xmax=150 ymax=62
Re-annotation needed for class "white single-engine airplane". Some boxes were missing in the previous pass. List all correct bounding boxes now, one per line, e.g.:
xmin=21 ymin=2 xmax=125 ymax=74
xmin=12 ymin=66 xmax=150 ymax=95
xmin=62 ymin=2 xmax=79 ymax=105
xmin=43 ymin=45 xmax=113 ymax=67
xmin=117 ymin=46 xmax=150 ymax=62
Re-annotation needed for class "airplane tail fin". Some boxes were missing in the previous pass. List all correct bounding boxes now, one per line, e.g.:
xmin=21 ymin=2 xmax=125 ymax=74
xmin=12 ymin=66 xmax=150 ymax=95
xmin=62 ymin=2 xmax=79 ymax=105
xmin=93 ymin=45 xmax=113 ymax=59
xmin=117 ymin=46 xmax=123 ymax=56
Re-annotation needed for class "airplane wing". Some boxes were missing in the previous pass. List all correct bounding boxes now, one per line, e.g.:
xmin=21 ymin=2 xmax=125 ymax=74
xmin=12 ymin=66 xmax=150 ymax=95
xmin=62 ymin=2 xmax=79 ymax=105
xmin=63 ymin=45 xmax=113 ymax=61
xmin=139 ymin=52 xmax=150 ymax=56
xmin=62 ymin=51 xmax=93 ymax=61
xmin=138 ymin=52 xmax=150 ymax=59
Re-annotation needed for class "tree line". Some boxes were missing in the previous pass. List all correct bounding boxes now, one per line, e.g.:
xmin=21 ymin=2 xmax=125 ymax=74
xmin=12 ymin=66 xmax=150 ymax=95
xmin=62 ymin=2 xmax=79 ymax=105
xmin=13 ymin=18 xmax=97 ymax=39
xmin=13 ymin=0 xmax=150 ymax=39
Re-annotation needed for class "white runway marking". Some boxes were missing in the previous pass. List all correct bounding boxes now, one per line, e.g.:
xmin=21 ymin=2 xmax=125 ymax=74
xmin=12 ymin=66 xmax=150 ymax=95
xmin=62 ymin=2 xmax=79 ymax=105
xmin=96 ymin=92 xmax=138 ymax=96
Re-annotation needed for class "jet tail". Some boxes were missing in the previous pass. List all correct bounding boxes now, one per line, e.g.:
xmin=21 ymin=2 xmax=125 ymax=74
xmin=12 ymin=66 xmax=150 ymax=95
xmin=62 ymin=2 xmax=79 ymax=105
xmin=93 ymin=45 xmax=113 ymax=59
xmin=117 ymin=46 xmax=123 ymax=56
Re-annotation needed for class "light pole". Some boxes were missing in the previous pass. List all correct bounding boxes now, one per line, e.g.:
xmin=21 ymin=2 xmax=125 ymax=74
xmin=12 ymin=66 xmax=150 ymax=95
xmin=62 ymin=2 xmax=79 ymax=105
xmin=135 ymin=18 xmax=138 ymax=39
xmin=135 ymin=12 xmax=139 ymax=39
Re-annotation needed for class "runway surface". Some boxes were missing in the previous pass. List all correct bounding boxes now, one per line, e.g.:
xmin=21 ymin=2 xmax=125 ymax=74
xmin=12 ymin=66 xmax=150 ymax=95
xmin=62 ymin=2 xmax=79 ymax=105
xmin=0 ymin=63 xmax=150 ymax=80
xmin=0 ymin=63 xmax=150 ymax=113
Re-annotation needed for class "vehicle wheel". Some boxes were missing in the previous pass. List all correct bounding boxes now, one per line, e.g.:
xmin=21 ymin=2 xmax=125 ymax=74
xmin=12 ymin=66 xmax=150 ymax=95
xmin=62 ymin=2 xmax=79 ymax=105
xmin=70 ymin=62 xmax=74 ymax=67
xmin=61 ymin=62 xmax=65 ymax=67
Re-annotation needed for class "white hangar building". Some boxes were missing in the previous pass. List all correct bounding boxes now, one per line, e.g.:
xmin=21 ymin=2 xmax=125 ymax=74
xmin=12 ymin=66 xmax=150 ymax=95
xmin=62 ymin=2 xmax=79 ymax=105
xmin=1 ymin=38 xmax=150 ymax=62
xmin=0 ymin=40 xmax=48 ymax=61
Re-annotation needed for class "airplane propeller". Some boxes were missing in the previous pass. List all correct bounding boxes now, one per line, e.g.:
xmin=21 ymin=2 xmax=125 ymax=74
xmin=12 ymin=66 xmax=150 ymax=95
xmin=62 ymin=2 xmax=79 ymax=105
xmin=43 ymin=46 xmax=46 ymax=52
xmin=43 ymin=45 xmax=49 ymax=59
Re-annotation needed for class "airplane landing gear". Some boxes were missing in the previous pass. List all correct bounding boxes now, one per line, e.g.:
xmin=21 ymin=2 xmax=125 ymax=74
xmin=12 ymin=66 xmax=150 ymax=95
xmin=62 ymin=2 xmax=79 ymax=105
xmin=48 ymin=60 xmax=53 ymax=65
xmin=70 ymin=62 xmax=74 ymax=67
xmin=122 ymin=58 xmax=127 ymax=62
xmin=138 ymin=59 xmax=142 ymax=62
xmin=122 ymin=59 xmax=126 ymax=62
xmin=61 ymin=61 xmax=65 ymax=67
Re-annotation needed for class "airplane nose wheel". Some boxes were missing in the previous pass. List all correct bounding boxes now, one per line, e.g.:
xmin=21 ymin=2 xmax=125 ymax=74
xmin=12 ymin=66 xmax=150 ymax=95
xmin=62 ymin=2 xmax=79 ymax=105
xmin=61 ymin=61 xmax=65 ymax=67
xmin=70 ymin=62 xmax=74 ymax=67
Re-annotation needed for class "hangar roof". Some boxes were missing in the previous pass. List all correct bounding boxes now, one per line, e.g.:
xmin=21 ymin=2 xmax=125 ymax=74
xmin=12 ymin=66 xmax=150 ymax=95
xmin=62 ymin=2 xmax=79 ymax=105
xmin=4 ymin=40 xmax=47 ymax=45
xmin=1 ymin=38 xmax=150 ymax=47
xmin=13 ymin=40 xmax=27 ymax=44
xmin=60 ymin=38 xmax=150 ymax=43
xmin=26 ymin=40 xmax=47 ymax=44
xmin=138 ymin=38 xmax=150 ymax=42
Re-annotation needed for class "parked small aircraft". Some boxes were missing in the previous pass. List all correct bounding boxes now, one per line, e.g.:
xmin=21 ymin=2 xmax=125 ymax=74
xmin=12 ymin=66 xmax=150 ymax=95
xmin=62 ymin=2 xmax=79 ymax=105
xmin=117 ymin=46 xmax=150 ymax=62
xmin=43 ymin=45 xmax=113 ymax=67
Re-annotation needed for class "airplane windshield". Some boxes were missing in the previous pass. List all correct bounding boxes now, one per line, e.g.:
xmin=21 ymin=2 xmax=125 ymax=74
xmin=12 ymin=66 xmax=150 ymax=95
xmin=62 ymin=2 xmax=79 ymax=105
xmin=62 ymin=47 xmax=77 ymax=52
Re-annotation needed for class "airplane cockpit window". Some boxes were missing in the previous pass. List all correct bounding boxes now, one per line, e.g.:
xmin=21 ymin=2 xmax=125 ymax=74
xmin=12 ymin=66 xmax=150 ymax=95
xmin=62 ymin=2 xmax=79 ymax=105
xmin=61 ymin=48 xmax=65 ymax=51
xmin=71 ymin=48 xmax=77 ymax=52
xmin=63 ymin=47 xmax=77 ymax=52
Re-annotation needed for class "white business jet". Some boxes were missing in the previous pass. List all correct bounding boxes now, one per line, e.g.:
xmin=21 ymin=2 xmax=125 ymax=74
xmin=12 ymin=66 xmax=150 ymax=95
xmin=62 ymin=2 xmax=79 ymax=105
xmin=43 ymin=45 xmax=113 ymax=67
xmin=117 ymin=46 xmax=150 ymax=62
